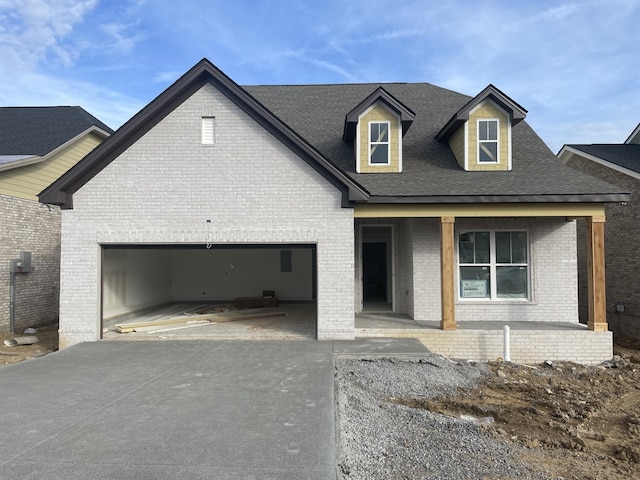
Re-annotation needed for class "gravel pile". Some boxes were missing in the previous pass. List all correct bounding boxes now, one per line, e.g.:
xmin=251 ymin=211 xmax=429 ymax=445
xmin=335 ymin=354 xmax=549 ymax=479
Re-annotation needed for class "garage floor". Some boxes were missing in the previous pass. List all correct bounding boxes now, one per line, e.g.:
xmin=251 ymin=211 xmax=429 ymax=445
xmin=103 ymin=303 xmax=318 ymax=340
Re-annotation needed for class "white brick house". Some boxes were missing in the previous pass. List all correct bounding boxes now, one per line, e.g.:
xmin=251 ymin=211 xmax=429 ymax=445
xmin=40 ymin=59 xmax=628 ymax=355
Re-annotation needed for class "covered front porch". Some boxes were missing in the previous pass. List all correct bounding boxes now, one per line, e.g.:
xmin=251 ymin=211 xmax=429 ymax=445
xmin=354 ymin=202 xmax=611 ymax=364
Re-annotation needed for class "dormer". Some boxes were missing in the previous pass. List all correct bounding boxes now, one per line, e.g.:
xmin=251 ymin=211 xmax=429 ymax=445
xmin=343 ymin=87 xmax=415 ymax=173
xmin=436 ymin=85 xmax=527 ymax=172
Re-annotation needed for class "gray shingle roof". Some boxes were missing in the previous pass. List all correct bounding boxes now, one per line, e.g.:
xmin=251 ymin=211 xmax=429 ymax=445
xmin=0 ymin=106 xmax=113 ymax=156
xmin=245 ymin=83 xmax=627 ymax=200
xmin=566 ymin=144 xmax=640 ymax=175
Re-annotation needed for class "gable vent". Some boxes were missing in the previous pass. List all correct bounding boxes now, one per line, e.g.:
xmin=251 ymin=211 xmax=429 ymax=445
xmin=202 ymin=116 xmax=215 ymax=145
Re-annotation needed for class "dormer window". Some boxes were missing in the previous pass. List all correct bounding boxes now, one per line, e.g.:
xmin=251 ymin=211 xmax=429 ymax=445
xmin=343 ymin=87 xmax=415 ymax=174
xmin=435 ymin=85 xmax=527 ymax=172
xmin=369 ymin=122 xmax=390 ymax=165
xmin=478 ymin=119 xmax=498 ymax=163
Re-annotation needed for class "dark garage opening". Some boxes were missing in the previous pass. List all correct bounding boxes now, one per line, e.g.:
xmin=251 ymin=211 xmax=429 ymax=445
xmin=100 ymin=244 xmax=317 ymax=338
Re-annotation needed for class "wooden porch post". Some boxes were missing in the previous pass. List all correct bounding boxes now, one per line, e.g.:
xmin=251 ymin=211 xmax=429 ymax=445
xmin=440 ymin=216 xmax=456 ymax=330
xmin=587 ymin=215 xmax=608 ymax=331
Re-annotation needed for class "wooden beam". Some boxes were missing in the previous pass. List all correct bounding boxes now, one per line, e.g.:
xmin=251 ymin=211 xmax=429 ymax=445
xmin=440 ymin=216 xmax=456 ymax=330
xmin=587 ymin=217 xmax=608 ymax=331
xmin=354 ymin=203 xmax=606 ymax=219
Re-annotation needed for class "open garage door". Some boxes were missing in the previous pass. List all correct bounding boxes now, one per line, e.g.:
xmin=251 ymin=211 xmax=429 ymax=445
xmin=100 ymin=244 xmax=317 ymax=338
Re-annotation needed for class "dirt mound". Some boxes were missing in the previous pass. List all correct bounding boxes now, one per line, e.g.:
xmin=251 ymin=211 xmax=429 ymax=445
xmin=394 ymin=347 xmax=640 ymax=479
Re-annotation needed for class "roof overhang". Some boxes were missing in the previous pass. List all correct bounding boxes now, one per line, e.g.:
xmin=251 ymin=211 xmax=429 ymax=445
xmin=39 ymin=58 xmax=369 ymax=209
xmin=436 ymin=84 xmax=527 ymax=142
xmin=363 ymin=193 xmax=630 ymax=204
xmin=343 ymin=86 xmax=415 ymax=143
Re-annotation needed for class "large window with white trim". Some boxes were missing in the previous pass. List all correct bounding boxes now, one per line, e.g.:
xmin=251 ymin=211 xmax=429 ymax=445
xmin=478 ymin=119 xmax=498 ymax=163
xmin=458 ymin=230 xmax=529 ymax=300
xmin=369 ymin=121 xmax=390 ymax=164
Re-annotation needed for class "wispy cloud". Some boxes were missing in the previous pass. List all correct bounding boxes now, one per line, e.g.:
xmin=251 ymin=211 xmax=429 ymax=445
xmin=0 ymin=0 xmax=98 ymax=70
xmin=99 ymin=22 xmax=146 ymax=54
xmin=0 ymin=0 xmax=638 ymax=151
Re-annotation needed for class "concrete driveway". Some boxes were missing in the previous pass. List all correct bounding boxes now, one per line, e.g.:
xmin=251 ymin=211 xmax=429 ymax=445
xmin=0 ymin=340 xmax=337 ymax=479
xmin=0 ymin=338 xmax=428 ymax=479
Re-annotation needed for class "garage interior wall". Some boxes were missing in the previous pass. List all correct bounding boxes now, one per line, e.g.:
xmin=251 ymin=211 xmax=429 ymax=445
xmin=102 ymin=246 xmax=314 ymax=319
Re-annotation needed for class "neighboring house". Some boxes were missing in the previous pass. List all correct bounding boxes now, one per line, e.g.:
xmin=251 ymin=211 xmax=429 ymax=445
xmin=40 ymin=59 xmax=628 ymax=363
xmin=0 ymin=107 xmax=112 ymax=333
xmin=558 ymin=125 xmax=640 ymax=341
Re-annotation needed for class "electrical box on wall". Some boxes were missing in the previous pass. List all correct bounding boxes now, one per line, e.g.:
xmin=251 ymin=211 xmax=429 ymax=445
xmin=11 ymin=252 xmax=32 ymax=273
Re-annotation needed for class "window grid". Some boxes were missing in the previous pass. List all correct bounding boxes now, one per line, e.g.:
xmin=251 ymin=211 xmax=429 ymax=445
xmin=458 ymin=230 xmax=529 ymax=300
xmin=369 ymin=121 xmax=390 ymax=165
xmin=478 ymin=119 xmax=498 ymax=163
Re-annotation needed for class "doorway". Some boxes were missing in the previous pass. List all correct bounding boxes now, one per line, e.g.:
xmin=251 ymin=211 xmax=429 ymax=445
xmin=361 ymin=226 xmax=393 ymax=311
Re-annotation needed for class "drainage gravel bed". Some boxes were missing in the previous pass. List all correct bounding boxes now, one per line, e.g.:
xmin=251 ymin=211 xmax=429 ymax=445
xmin=335 ymin=355 xmax=549 ymax=480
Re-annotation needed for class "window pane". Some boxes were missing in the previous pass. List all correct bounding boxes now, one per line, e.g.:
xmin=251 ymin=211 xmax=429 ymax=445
xmin=474 ymin=232 xmax=490 ymax=263
xmin=479 ymin=121 xmax=488 ymax=141
xmin=379 ymin=123 xmax=388 ymax=142
xmin=512 ymin=232 xmax=528 ymax=263
xmin=497 ymin=266 xmax=527 ymax=298
xmin=370 ymin=123 xmax=388 ymax=142
xmin=370 ymin=143 xmax=389 ymax=164
xmin=458 ymin=233 xmax=475 ymax=263
xmin=460 ymin=266 xmax=490 ymax=298
xmin=495 ymin=232 xmax=511 ymax=263
xmin=479 ymin=142 xmax=497 ymax=162
xmin=488 ymin=120 xmax=497 ymax=140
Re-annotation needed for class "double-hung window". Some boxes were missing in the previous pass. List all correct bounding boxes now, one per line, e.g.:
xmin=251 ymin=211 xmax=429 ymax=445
xmin=369 ymin=121 xmax=390 ymax=164
xmin=458 ymin=230 xmax=529 ymax=300
xmin=478 ymin=119 xmax=498 ymax=163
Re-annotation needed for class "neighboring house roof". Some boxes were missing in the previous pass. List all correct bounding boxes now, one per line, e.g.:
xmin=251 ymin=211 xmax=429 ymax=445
xmin=0 ymin=106 xmax=112 ymax=156
xmin=0 ymin=106 xmax=113 ymax=172
xmin=562 ymin=144 xmax=640 ymax=174
xmin=39 ymin=58 xmax=628 ymax=209
xmin=559 ymin=144 xmax=640 ymax=179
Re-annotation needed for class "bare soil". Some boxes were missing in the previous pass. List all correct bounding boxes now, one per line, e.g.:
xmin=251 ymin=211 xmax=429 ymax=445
xmin=394 ymin=338 xmax=640 ymax=480
xmin=0 ymin=323 xmax=59 ymax=367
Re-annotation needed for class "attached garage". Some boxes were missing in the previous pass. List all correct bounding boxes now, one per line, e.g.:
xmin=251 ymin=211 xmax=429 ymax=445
xmin=101 ymin=244 xmax=317 ymax=335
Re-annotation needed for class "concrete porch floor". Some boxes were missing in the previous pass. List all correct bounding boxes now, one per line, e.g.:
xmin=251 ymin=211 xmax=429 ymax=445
xmin=102 ymin=304 xmax=612 ymax=364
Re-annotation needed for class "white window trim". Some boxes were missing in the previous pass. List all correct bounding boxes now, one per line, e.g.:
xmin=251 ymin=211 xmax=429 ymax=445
xmin=457 ymin=229 xmax=530 ymax=301
xmin=368 ymin=120 xmax=391 ymax=166
xmin=477 ymin=118 xmax=499 ymax=164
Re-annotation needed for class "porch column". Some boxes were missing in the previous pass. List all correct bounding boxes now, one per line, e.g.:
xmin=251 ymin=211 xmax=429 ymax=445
xmin=440 ymin=216 xmax=456 ymax=330
xmin=587 ymin=215 xmax=607 ymax=331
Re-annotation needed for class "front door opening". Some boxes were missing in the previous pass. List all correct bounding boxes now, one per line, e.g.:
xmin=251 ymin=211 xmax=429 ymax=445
xmin=363 ymin=243 xmax=387 ymax=302
xmin=361 ymin=226 xmax=393 ymax=312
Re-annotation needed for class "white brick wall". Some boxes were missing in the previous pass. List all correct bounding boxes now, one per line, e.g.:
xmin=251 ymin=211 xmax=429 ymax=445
xmin=59 ymin=83 xmax=355 ymax=347
xmin=356 ymin=328 xmax=612 ymax=365
xmin=455 ymin=218 xmax=579 ymax=323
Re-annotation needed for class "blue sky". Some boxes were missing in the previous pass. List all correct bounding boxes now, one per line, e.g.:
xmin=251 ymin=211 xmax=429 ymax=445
xmin=1 ymin=0 xmax=639 ymax=153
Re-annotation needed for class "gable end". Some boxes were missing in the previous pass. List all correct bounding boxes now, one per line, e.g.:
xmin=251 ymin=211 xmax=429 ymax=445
xmin=39 ymin=59 xmax=368 ymax=209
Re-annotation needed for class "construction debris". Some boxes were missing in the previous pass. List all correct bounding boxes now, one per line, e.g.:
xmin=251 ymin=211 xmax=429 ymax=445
xmin=114 ymin=309 xmax=287 ymax=334
xmin=4 ymin=336 xmax=39 ymax=347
